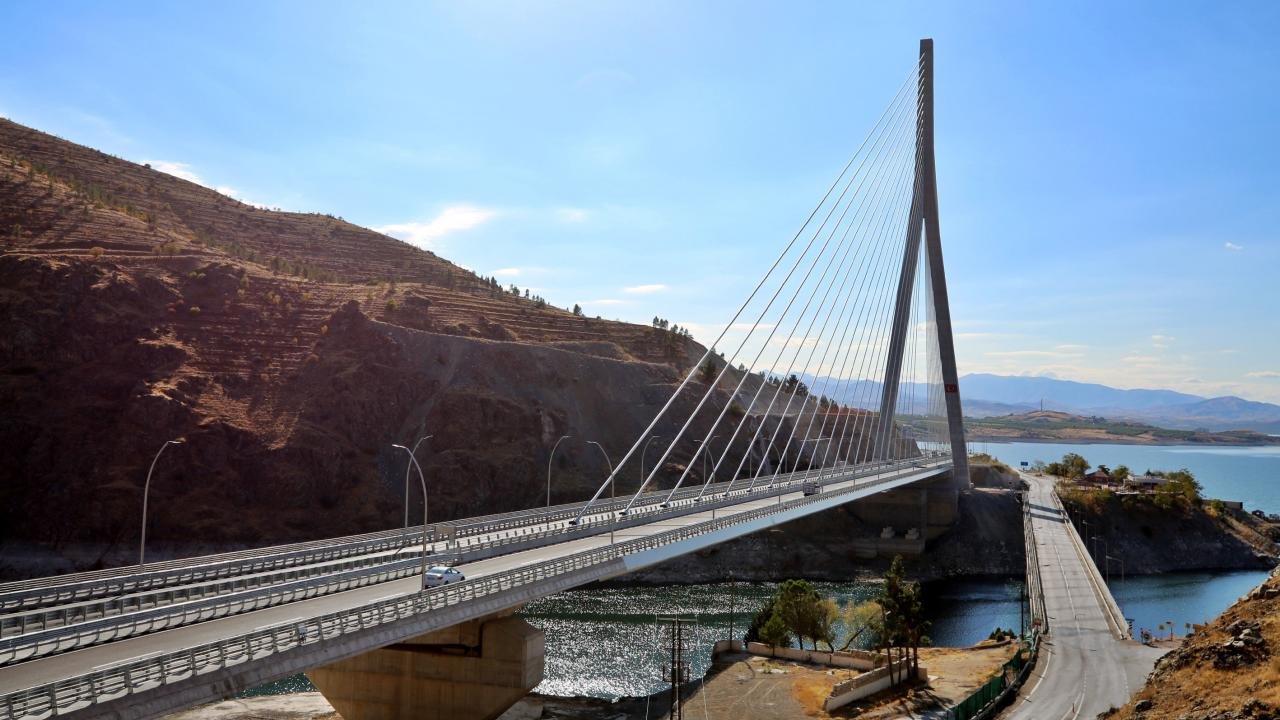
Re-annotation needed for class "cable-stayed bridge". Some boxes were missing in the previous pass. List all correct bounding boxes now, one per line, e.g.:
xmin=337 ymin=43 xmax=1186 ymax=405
xmin=0 ymin=39 xmax=974 ymax=720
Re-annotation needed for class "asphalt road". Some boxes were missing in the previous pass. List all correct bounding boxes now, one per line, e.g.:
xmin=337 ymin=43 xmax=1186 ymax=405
xmin=1003 ymin=472 xmax=1165 ymax=720
xmin=0 ymin=464 xmax=937 ymax=697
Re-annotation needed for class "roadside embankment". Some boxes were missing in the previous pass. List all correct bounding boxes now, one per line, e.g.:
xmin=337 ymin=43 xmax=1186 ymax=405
xmin=1057 ymin=485 xmax=1278 ymax=575
xmin=1104 ymin=568 xmax=1280 ymax=720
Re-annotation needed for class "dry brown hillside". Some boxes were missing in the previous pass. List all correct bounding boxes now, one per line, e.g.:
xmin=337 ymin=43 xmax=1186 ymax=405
xmin=1104 ymin=569 xmax=1280 ymax=720
xmin=0 ymin=118 xmax=874 ymax=575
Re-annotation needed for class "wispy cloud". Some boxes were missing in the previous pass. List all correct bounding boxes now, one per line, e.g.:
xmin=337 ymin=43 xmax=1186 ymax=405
xmin=588 ymin=298 xmax=625 ymax=306
xmin=376 ymin=205 xmax=498 ymax=249
xmin=492 ymin=267 xmax=521 ymax=277
xmin=146 ymin=160 xmax=202 ymax=184
xmin=1224 ymin=241 xmax=1243 ymax=251
xmin=985 ymin=349 xmax=1083 ymax=358
xmin=1246 ymin=370 xmax=1280 ymax=379
xmin=144 ymin=159 xmax=267 ymax=208
xmin=555 ymin=207 xmax=588 ymax=223
xmin=623 ymin=283 xmax=667 ymax=295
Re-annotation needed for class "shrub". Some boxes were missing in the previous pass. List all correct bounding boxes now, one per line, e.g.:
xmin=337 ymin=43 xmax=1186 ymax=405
xmin=88 ymin=246 xmax=105 ymax=258
xmin=385 ymin=299 xmax=399 ymax=312
xmin=188 ymin=305 xmax=201 ymax=314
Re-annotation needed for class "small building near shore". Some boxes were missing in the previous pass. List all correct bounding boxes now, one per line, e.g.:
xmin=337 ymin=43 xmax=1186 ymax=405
xmin=1082 ymin=468 xmax=1114 ymax=484
xmin=1125 ymin=474 xmax=1166 ymax=489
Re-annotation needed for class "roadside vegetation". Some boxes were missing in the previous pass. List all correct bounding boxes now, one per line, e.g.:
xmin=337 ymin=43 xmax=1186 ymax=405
xmin=745 ymin=557 xmax=931 ymax=681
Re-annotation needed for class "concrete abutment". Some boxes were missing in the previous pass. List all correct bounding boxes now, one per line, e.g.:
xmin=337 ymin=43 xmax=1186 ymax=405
xmin=306 ymin=611 xmax=544 ymax=720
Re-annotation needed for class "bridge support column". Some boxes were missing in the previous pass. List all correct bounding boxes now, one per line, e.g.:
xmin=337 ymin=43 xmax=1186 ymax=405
xmin=306 ymin=611 xmax=544 ymax=720
xmin=851 ymin=473 xmax=958 ymax=551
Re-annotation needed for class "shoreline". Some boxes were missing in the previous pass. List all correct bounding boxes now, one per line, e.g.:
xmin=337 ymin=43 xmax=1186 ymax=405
xmin=965 ymin=435 xmax=1280 ymax=447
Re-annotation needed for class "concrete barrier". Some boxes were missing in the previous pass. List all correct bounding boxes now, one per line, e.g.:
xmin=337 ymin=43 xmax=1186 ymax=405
xmin=824 ymin=661 xmax=926 ymax=711
xmin=740 ymin=642 xmax=880 ymax=670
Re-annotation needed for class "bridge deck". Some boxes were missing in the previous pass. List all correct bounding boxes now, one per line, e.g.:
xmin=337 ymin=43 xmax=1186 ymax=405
xmin=0 ymin=459 xmax=951 ymax=720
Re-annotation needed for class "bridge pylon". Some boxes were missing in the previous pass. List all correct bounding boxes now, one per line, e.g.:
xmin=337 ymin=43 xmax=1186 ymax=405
xmin=875 ymin=38 xmax=970 ymax=489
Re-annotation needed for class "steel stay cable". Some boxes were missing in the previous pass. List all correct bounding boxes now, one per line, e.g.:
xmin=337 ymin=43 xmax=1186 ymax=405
xmin=800 ymin=144 xmax=919 ymax=479
xmin=703 ymin=100 xmax=920 ymax=496
xmin=619 ymin=71 xmax=922 ymax=514
xmin=752 ymin=103 xmax=926 ymax=486
xmin=668 ymin=92 xmax=922 ymax=504
xmin=573 ymin=60 xmax=923 ymax=524
xmin=817 ymin=143 xmax=926 ymax=475
xmin=756 ymin=120 xmax=922 ymax=485
xmin=780 ymin=113 xmax=924 ymax=478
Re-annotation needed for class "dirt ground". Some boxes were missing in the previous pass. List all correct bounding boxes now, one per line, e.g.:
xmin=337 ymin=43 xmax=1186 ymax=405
xmin=160 ymin=643 xmax=1019 ymax=720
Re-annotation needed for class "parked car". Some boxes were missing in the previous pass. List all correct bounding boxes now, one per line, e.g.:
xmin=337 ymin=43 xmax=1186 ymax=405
xmin=802 ymin=480 xmax=821 ymax=496
xmin=422 ymin=566 xmax=466 ymax=587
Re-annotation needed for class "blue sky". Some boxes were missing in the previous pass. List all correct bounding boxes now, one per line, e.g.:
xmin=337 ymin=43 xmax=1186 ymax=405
xmin=3 ymin=1 xmax=1278 ymax=402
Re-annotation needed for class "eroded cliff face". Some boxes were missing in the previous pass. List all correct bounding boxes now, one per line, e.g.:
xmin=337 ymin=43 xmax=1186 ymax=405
xmin=615 ymin=487 xmax=1028 ymax=584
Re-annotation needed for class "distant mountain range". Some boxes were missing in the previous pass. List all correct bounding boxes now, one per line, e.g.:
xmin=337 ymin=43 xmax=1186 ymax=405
xmin=960 ymin=373 xmax=1280 ymax=434
xmin=795 ymin=372 xmax=1280 ymax=434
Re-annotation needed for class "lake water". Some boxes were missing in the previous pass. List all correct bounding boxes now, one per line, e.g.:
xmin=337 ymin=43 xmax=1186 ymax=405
xmin=243 ymin=440 xmax=1278 ymax=701
xmin=519 ymin=579 xmax=1023 ymax=699
xmin=971 ymin=441 xmax=1280 ymax=514
xmin=244 ymin=569 xmax=1271 ymax=700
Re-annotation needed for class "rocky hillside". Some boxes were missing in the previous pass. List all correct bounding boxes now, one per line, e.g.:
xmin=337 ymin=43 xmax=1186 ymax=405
xmin=1057 ymin=488 xmax=1278 ymax=575
xmin=1105 ymin=568 xmax=1280 ymax=720
xmin=0 ymin=119 xmax=901 ymax=575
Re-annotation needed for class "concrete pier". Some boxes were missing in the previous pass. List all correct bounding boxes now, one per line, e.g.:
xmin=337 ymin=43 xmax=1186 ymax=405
xmin=307 ymin=612 xmax=544 ymax=720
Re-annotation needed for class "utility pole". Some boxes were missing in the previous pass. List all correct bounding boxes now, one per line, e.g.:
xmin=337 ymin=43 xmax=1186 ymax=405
xmin=662 ymin=617 xmax=692 ymax=720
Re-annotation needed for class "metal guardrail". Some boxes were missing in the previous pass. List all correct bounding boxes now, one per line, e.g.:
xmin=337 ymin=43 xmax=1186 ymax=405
xmin=0 ymin=460 xmax=950 ymax=720
xmin=0 ymin=468 xmax=805 ymax=614
xmin=0 ymin=457 xmax=950 ymax=671
xmin=0 ymin=548 xmax=424 ymax=640
xmin=0 ymin=457 xmax=904 ymax=616
xmin=0 ymin=460 xmax=907 ymax=665
xmin=1022 ymin=493 xmax=1048 ymax=633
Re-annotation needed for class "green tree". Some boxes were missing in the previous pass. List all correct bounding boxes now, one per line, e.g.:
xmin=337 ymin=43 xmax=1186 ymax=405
xmin=774 ymin=579 xmax=824 ymax=650
xmin=877 ymin=556 xmax=930 ymax=681
xmin=838 ymin=600 xmax=883 ymax=651
xmin=699 ymin=358 xmax=718 ymax=383
xmin=1061 ymin=453 xmax=1090 ymax=479
xmin=572 ymin=303 xmax=582 ymax=316
xmin=1113 ymin=465 xmax=1131 ymax=483
xmin=758 ymin=614 xmax=790 ymax=648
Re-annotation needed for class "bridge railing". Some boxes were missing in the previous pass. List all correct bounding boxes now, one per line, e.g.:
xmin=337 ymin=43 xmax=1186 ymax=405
xmin=0 ymin=461 xmax=949 ymax=720
xmin=0 ymin=458 xmax=940 ymax=666
xmin=0 ymin=449 xmax=947 ymax=618
xmin=0 ymin=462 xmax=841 ymax=614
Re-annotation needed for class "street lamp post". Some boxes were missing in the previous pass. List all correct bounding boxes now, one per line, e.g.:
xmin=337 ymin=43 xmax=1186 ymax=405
xmin=695 ymin=435 xmax=719 ymax=487
xmin=403 ymin=435 xmax=432 ymax=531
xmin=587 ymin=441 xmax=615 ymax=543
xmin=392 ymin=444 xmax=430 ymax=588
xmin=640 ymin=435 xmax=660 ymax=492
xmin=547 ymin=434 xmax=572 ymax=510
xmin=139 ymin=439 xmax=184 ymax=566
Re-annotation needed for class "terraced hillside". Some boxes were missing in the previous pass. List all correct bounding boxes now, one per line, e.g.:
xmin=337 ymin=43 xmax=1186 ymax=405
xmin=0 ymin=118 xmax=869 ymax=575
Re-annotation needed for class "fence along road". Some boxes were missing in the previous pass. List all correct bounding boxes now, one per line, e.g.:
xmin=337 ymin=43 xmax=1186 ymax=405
xmin=0 ymin=460 xmax=949 ymax=720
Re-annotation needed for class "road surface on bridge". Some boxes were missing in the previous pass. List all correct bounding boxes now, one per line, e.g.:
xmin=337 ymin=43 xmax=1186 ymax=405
xmin=0 ymin=461 xmax=944 ymax=702
xmin=1004 ymin=472 xmax=1165 ymax=720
